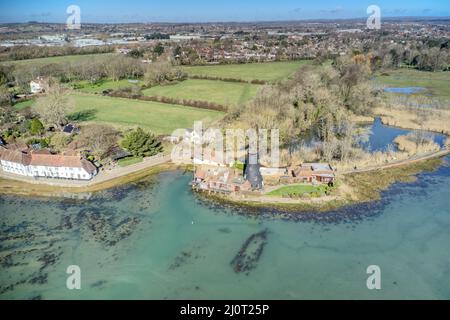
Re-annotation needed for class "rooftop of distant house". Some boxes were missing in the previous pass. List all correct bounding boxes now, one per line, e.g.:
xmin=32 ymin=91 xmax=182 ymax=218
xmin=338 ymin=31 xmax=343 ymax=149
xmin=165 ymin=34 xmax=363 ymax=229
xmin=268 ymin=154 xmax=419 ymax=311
xmin=0 ymin=144 xmax=96 ymax=174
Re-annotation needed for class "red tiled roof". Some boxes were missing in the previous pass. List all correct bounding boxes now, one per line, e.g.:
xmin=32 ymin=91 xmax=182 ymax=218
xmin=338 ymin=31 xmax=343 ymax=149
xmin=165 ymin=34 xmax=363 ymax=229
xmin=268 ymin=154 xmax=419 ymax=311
xmin=0 ymin=149 xmax=97 ymax=174
xmin=29 ymin=153 xmax=97 ymax=174
xmin=195 ymin=170 xmax=206 ymax=180
xmin=0 ymin=149 xmax=31 ymax=165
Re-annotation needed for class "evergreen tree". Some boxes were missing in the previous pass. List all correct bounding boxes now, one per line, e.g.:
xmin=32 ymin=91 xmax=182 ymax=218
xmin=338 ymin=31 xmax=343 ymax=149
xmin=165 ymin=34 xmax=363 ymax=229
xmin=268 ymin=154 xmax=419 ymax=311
xmin=121 ymin=127 xmax=163 ymax=157
xmin=29 ymin=118 xmax=45 ymax=135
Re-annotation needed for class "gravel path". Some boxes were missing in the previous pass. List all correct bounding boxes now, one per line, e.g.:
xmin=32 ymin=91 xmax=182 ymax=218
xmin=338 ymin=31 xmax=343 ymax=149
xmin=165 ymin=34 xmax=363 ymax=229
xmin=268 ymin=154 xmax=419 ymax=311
xmin=0 ymin=153 xmax=171 ymax=188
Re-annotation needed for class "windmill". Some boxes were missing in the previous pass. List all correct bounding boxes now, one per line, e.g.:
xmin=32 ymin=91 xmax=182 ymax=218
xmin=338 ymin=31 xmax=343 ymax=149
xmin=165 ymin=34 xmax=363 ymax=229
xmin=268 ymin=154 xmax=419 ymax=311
xmin=244 ymin=152 xmax=263 ymax=190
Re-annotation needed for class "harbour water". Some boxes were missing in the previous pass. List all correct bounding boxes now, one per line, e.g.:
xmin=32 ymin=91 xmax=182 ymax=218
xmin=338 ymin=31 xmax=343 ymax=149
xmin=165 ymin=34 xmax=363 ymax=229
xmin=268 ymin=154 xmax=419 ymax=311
xmin=1 ymin=156 xmax=450 ymax=299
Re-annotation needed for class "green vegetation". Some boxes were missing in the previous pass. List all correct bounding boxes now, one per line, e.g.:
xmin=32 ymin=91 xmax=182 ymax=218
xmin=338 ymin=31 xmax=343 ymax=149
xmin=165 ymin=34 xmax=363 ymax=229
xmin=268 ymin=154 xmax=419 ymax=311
xmin=117 ymin=156 xmax=144 ymax=167
xmin=13 ymin=99 xmax=35 ymax=110
xmin=70 ymin=93 xmax=224 ymax=134
xmin=267 ymin=184 xmax=331 ymax=197
xmin=28 ymin=118 xmax=44 ymax=135
xmin=182 ymin=60 xmax=311 ymax=82
xmin=374 ymin=68 xmax=450 ymax=99
xmin=26 ymin=137 xmax=49 ymax=148
xmin=49 ymin=132 xmax=71 ymax=151
xmin=233 ymin=160 xmax=245 ymax=170
xmin=1 ymin=53 xmax=116 ymax=67
xmin=121 ymin=127 xmax=163 ymax=157
xmin=142 ymin=79 xmax=259 ymax=106
xmin=143 ymin=56 xmax=186 ymax=86
xmin=153 ymin=43 xmax=164 ymax=56
xmin=75 ymin=79 xmax=144 ymax=94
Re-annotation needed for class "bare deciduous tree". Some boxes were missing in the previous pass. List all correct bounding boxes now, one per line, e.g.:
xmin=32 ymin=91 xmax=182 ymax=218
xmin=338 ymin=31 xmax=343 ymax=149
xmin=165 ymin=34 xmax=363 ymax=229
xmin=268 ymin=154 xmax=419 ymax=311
xmin=33 ymin=82 xmax=74 ymax=130
xmin=76 ymin=124 xmax=119 ymax=159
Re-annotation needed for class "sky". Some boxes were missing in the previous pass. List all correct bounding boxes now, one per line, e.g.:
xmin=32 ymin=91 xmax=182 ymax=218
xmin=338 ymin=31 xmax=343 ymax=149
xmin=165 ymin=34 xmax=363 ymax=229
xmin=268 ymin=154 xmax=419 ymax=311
xmin=0 ymin=0 xmax=449 ymax=23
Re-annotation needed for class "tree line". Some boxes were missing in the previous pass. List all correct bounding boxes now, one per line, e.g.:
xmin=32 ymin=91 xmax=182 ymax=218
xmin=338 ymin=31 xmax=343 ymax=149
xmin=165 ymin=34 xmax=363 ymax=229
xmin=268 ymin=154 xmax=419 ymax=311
xmin=0 ymin=45 xmax=115 ymax=62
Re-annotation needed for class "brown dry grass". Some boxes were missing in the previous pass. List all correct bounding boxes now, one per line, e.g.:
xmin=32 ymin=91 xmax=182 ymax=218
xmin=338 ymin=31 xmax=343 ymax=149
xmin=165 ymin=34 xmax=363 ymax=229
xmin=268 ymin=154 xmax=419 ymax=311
xmin=375 ymin=105 xmax=450 ymax=135
xmin=394 ymin=135 xmax=440 ymax=156
xmin=332 ymin=150 xmax=409 ymax=172
xmin=348 ymin=113 xmax=375 ymax=123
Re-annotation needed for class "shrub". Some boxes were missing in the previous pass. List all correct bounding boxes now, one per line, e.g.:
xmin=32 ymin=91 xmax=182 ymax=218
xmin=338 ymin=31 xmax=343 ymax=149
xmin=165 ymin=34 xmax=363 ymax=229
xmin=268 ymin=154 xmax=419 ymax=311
xmin=50 ymin=132 xmax=71 ymax=151
xmin=28 ymin=118 xmax=45 ymax=135
xmin=27 ymin=137 xmax=49 ymax=148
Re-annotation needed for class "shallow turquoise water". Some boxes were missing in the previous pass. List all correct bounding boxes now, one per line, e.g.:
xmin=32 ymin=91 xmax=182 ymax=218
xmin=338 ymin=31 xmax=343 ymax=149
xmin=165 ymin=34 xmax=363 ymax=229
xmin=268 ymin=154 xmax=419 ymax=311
xmin=363 ymin=118 xmax=446 ymax=152
xmin=1 ymin=157 xmax=450 ymax=300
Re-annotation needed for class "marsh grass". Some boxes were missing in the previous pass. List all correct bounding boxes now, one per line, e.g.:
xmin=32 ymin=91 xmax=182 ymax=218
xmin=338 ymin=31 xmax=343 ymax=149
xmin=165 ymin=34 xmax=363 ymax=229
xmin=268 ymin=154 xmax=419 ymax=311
xmin=375 ymin=105 xmax=450 ymax=135
xmin=339 ymin=157 xmax=443 ymax=202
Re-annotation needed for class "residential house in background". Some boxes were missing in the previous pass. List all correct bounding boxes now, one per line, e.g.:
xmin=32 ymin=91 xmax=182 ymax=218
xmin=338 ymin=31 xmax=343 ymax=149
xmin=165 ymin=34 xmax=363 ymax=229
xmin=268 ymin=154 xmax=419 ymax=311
xmin=193 ymin=166 xmax=252 ymax=193
xmin=30 ymin=77 xmax=46 ymax=94
xmin=288 ymin=163 xmax=335 ymax=184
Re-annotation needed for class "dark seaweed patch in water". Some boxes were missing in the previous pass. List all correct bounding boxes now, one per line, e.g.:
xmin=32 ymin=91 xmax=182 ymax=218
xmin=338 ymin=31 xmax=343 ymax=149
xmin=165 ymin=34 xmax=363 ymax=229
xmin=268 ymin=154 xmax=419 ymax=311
xmin=168 ymin=247 xmax=203 ymax=271
xmin=75 ymin=207 xmax=141 ymax=247
xmin=91 ymin=175 xmax=158 ymax=204
xmin=58 ymin=215 xmax=73 ymax=230
xmin=194 ymin=192 xmax=386 ymax=225
xmin=231 ymin=229 xmax=268 ymax=275
xmin=218 ymin=227 xmax=231 ymax=234
xmin=29 ymin=273 xmax=48 ymax=285
xmin=91 ymin=280 xmax=107 ymax=288
xmin=0 ymin=200 xmax=144 ymax=296
xmin=169 ymin=251 xmax=192 ymax=270
xmin=38 ymin=252 xmax=61 ymax=271
xmin=0 ymin=174 xmax=157 ymax=297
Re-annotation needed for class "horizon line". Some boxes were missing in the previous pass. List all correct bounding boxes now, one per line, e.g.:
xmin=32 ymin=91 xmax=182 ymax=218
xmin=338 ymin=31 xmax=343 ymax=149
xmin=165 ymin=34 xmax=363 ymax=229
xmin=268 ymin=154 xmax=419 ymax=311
xmin=2 ymin=15 xmax=450 ymax=26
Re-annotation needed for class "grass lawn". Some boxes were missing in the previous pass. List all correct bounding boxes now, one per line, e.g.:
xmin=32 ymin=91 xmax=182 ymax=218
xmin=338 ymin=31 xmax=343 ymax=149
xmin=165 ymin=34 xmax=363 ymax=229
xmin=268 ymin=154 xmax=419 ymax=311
xmin=13 ymin=99 xmax=35 ymax=110
xmin=75 ymin=79 xmax=144 ymax=94
xmin=117 ymin=156 xmax=143 ymax=167
xmin=374 ymin=68 xmax=450 ymax=100
xmin=1 ymin=53 xmax=116 ymax=67
xmin=267 ymin=184 xmax=329 ymax=197
xmin=69 ymin=93 xmax=224 ymax=135
xmin=181 ymin=60 xmax=311 ymax=82
xmin=142 ymin=79 xmax=259 ymax=106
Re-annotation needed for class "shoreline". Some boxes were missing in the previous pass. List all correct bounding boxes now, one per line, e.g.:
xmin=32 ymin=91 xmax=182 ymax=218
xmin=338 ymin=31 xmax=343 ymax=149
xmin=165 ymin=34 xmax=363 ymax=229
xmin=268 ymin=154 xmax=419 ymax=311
xmin=0 ymin=142 xmax=448 ymax=211
xmin=0 ymin=162 xmax=183 ymax=198
xmin=194 ymin=155 xmax=447 ymax=212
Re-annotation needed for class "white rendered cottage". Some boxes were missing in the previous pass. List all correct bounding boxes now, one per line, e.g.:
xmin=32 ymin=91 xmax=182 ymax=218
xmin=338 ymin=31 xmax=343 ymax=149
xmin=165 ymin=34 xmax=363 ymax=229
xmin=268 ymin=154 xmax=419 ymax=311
xmin=0 ymin=148 xmax=97 ymax=180
xmin=30 ymin=77 xmax=45 ymax=94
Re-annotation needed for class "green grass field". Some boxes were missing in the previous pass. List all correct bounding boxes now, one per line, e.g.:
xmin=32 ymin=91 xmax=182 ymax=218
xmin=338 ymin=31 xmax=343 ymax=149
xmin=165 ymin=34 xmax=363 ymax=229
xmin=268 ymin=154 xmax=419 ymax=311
xmin=1 ymin=53 xmax=116 ymax=67
xmin=181 ymin=60 xmax=311 ymax=82
xmin=267 ymin=184 xmax=329 ymax=197
xmin=13 ymin=99 xmax=35 ymax=110
xmin=374 ymin=69 xmax=450 ymax=99
xmin=117 ymin=156 xmax=143 ymax=167
xmin=69 ymin=93 xmax=224 ymax=135
xmin=142 ymin=79 xmax=259 ymax=106
xmin=75 ymin=79 xmax=144 ymax=94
